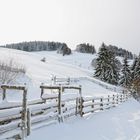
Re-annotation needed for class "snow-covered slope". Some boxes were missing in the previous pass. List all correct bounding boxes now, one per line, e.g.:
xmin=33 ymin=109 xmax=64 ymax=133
xmin=0 ymin=48 xmax=140 ymax=140
xmin=0 ymin=48 xmax=120 ymax=101
xmin=0 ymin=48 xmax=94 ymax=82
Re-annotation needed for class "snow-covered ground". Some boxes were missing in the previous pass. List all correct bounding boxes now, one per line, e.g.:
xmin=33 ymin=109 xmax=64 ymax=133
xmin=0 ymin=48 xmax=139 ymax=140
xmin=26 ymin=98 xmax=140 ymax=140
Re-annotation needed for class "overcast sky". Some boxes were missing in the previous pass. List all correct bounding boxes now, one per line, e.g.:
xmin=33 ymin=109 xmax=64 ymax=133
xmin=0 ymin=0 xmax=140 ymax=54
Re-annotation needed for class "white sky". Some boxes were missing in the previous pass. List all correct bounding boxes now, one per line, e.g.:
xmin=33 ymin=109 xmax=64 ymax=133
xmin=0 ymin=0 xmax=140 ymax=54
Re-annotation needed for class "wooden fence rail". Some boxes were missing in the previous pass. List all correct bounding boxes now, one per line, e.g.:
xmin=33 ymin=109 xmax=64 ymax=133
xmin=52 ymin=76 xmax=71 ymax=85
xmin=80 ymin=94 xmax=129 ymax=116
xmin=0 ymin=84 xmax=130 ymax=140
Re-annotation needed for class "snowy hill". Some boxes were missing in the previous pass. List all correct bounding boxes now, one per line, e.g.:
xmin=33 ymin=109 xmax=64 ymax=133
xmin=0 ymin=48 xmax=139 ymax=140
xmin=0 ymin=48 xmax=121 ymax=101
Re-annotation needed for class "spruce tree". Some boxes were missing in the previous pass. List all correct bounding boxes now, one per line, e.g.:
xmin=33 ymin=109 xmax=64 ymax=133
xmin=131 ymin=57 xmax=138 ymax=81
xmin=94 ymin=43 xmax=120 ymax=85
xmin=134 ymin=55 xmax=140 ymax=80
xmin=131 ymin=55 xmax=140 ymax=96
xmin=106 ymin=52 xmax=120 ymax=85
xmin=94 ymin=43 xmax=109 ymax=81
xmin=120 ymin=57 xmax=131 ymax=88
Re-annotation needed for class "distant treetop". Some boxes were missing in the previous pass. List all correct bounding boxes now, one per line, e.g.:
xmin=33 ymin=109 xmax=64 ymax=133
xmin=106 ymin=44 xmax=134 ymax=59
xmin=75 ymin=43 xmax=96 ymax=54
xmin=0 ymin=41 xmax=69 ymax=52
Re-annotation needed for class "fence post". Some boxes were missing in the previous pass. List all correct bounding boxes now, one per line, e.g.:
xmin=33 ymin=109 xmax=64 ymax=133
xmin=58 ymin=86 xmax=62 ymax=122
xmin=21 ymin=88 xmax=28 ymax=139
xmin=2 ymin=88 xmax=6 ymax=100
xmin=112 ymin=95 xmax=115 ymax=107
xmin=116 ymin=94 xmax=119 ymax=104
xmin=79 ymin=97 xmax=84 ymax=117
xmin=100 ymin=98 xmax=103 ymax=110
xmin=107 ymin=95 xmax=110 ymax=108
xmin=27 ymin=108 xmax=31 ymax=136
xmin=40 ymin=83 xmax=44 ymax=99
xmin=78 ymin=85 xmax=84 ymax=116
xmin=76 ymin=97 xmax=79 ymax=115
xmin=120 ymin=94 xmax=122 ymax=103
xmin=91 ymin=99 xmax=94 ymax=113
xmin=79 ymin=85 xmax=82 ymax=98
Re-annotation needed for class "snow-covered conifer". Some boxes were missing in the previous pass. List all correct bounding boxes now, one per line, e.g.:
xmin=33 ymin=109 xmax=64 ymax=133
xmin=120 ymin=57 xmax=131 ymax=87
xmin=94 ymin=43 xmax=120 ymax=85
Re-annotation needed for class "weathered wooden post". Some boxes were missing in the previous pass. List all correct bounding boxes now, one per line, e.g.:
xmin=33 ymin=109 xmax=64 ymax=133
xmin=40 ymin=83 xmax=44 ymax=101
xmin=116 ymin=94 xmax=119 ymax=104
xmin=120 ymin=94 xmax=123 ymax=103
xmin=78 ymin=85 xmax=83 ymax=117
xmin=58 ymin=86 xmax=62 ymax=122
xmin=2 ymin=87 xmax=6 ymax=100
xmin=107 ymin=95 xmax=110 ymax=103
xmin=79 ymin=85 xmax=82 ymax=98
xmin=75 ymin=97 xmax=79 ymax=115
xmin=91 ymin=99 xmax=94 ymax=113
xmin=100 ymin=98 xmax=103 ymax=110
xmin=79 ymin=97 xmax=84 ymax=117
xmin=112 ymin=94 xmax=115 ymax=107
xmin=27 ymin=108 xmax=31 ymax=136
xmin=21 ymin=88 xmax=28 ymax=139
xmin=107 ymin=95 xmax=110 ymax=108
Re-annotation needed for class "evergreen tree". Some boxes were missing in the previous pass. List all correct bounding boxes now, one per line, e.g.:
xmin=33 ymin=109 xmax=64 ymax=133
xmin=131 ymin=56 xmax=138 ymax=80
xmin=106 ymin=52 xmax=120 ymax=85
xmin=76 ymin=43 xmax=96 ymax=54
xmin=134 ymin=55 xmax=140 ymax=80
xmin=94 ymin=43 xmax=120 ymax=85
xmin=94 ymin=43 xmax=109 ymax=81
xmin=120 ymin=57 xmax=131 ymax=88
xmin=131 ymin=55 xmax=140 ymax=97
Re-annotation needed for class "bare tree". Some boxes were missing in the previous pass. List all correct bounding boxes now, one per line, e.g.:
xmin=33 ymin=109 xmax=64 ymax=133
xmin=0 ymin=58 xmax=26 ymax=84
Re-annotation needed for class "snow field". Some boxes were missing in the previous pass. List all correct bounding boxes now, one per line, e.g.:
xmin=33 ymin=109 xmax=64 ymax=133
xmin=0 ymin=48 xmax=139 ymax=140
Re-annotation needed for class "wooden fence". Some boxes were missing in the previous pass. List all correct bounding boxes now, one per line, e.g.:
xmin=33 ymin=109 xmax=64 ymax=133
xmin=79 ymin=77 xmax=127 ymax=94
xmin=0 ymin=85 xmax=29 ymax=140
xmin=40 ymin=84 xmax=82 ymax=122
xmin=80 ymin=94 xmax=129 ymax=116
xmin=52 ymin=76 xmax=71 ymax=85
xmin=51 ymin=76 xmax=127 ymax=94
xmin=51 ymin=76 xmax=79 ymax=85
xmin=0 ymin=84 xmax=130 ymax=140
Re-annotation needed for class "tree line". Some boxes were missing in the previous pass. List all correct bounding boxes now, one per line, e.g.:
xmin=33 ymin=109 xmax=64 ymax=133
xmin=0 ymin=41 xmax=68 ymax=52
xmin=94 ymin=43 xmax=140 ymax=99
xmin=107 ymin=45 xmax=134 ymax=59
xmin=0 ymin=41 xmax=134 ymax=58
